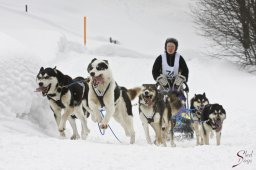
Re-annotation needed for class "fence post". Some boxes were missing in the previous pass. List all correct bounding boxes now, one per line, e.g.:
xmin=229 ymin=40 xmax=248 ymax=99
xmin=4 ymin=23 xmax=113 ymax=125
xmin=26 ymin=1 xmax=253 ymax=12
xmin=84 ymin=16 xmax=86 ymax=46
xmin=25 ymin=4 xmax=28 ymax=12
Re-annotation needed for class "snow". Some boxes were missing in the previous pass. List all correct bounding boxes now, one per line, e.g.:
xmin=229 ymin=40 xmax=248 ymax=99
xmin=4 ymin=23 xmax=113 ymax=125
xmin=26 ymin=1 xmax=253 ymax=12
xmin=0 ymin=0 xmax=255 ymax=170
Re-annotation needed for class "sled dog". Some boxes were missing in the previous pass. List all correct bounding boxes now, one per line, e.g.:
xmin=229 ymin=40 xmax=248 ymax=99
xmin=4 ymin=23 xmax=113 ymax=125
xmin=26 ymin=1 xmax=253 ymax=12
xmin=166 ymin=90 xmax=185 ymax=145
xmin=87 ymin=58 xmax=140 ymax=144
xmin=190 ymin=93 xmax=209 ymax=145
xmin=138 ymin=84 xmax=171 ymax=146
xmin=36 ymin=67 xmax=90 ymax=140
xmin=199 ymin=103 xmax=226 ymax=145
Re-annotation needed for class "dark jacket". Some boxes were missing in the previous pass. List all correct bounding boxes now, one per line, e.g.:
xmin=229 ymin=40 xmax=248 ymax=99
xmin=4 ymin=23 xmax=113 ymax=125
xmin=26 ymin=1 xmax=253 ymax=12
xmin=152 ymin=52 xmax=189 ymax=81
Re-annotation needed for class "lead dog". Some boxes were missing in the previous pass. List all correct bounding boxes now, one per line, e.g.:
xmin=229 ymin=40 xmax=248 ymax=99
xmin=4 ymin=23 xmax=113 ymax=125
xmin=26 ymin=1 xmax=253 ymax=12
xmin=87 ymin=58 xmax=140 ymax=144
xmin=199 ymin=103 xmax=226 ymax=145
xmin=36 ymin=67 xmax=90 ymax=140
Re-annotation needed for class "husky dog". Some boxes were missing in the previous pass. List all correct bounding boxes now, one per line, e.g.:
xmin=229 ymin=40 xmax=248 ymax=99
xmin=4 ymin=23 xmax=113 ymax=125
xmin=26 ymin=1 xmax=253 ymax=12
xmin=36 ymin=67 xmax=90 ymax=140
xmin=138 ymin=84 xmax=171 ymax=146
xmin=190 ymin=93 xmax=209 ymax=145
xmin=87 ymin=58 xmax=141 ymax=144
xmin=165 ymin=90 xmax=185 ymax=145
xmin=199 ymin=104 xmax=226 ymax=145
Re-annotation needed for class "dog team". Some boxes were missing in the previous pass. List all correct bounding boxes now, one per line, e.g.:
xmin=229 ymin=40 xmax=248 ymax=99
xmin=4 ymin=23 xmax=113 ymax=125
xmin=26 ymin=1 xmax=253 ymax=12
xmin=36 ymin=58 xmax=226 ymax=146
xmin=35 ymin=38 xmax=226 ymax=146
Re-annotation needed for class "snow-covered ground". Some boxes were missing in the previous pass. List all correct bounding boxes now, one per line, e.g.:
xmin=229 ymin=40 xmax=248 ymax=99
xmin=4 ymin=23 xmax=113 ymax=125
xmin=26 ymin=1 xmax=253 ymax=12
xmin=0 ymin=0 xmax=255 ymax=170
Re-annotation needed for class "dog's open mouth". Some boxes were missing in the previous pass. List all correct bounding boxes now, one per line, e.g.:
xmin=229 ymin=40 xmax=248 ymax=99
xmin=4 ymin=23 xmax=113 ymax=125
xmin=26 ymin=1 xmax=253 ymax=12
xmin=212 ymin=119 xmax=223 ymax=132
xmin=143 ymin=95 xmax=153 ymax=106
xmin=198 ymin=105 xmax=205 ymax=111
xmin=92 ymin=74 xmax=104 ymax=86
xmin=35 ymin=84 xmax=50 ymax=95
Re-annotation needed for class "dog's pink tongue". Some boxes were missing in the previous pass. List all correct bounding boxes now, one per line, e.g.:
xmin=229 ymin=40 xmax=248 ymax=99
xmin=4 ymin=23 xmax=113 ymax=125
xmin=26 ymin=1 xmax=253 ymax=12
xmin=35 ymin=87 xmax=46 ymax=92
xmin=93 ymin=76 xmax=104 ymax=85
xmin=146 ymin=98 xmax=153 ymax=106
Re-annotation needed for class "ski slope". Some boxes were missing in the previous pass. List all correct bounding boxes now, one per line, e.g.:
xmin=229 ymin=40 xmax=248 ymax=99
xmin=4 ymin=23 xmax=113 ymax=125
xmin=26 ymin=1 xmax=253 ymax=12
xmin=0 ymin=0 xmax=255 ymax=170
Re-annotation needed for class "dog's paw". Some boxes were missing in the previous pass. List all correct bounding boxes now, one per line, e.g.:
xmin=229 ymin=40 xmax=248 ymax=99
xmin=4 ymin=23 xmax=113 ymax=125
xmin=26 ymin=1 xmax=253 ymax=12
xmin=157 ymin=142 xmax=167 ymax=147
xmin=81 ymin=133 xmax=88 ymax=140
xmin=170 ymin=143 xmax=176 ymax=147
xmin=59 ymin=128 xmax=65 ymax=134
xmin=70 ymin=134 xmax=80 ymax=140
xmin=153 ymin=140 xmax=160 ymax=146
xmin=146 ymin=139 xmax=153 ymax=145
xmin=81 ymin=129 xmax=90 ymax=140
xmin=100 ymin=124 xmax=108 ymax=129
xmin=130 ymin=134 xmax=135 ymax=144
xmin=59 ymin=131 xmax=66 ymax=137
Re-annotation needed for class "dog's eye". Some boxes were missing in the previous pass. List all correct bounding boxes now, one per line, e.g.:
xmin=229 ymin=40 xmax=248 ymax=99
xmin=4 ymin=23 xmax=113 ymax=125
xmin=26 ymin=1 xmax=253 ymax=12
xmin=97 ymin=62 xmax=108 ymax=70
xmin=44 ymin=76 xmax=50 ymax=79
xmin=87 ymin=64 xmax=93 ymax=72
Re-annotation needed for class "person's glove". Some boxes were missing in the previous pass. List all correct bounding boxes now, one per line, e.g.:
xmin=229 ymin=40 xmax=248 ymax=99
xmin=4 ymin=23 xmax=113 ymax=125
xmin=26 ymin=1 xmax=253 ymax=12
xmin=156 ymin=74 xmax=169 ymax=87
xmin=174 ymin=74 xmax=186 ymax=87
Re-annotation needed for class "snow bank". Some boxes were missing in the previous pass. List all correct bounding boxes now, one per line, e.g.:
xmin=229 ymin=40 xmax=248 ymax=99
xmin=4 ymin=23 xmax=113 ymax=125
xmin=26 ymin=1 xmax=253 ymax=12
xmin=0 ymin=31 xmax=58 ymax=136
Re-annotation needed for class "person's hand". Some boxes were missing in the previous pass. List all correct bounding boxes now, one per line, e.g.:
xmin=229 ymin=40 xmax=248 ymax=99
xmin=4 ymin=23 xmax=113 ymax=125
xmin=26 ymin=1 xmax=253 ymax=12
xmin=157 ymin=74 xmax=169 ymax=87
xmin=174 ymin=74 xmax=186 ymax=86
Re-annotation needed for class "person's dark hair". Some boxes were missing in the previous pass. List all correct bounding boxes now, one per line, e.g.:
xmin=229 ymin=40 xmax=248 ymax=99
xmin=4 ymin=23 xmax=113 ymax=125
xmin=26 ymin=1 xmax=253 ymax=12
xmin=165 ymin=38 xmax=178 ymax=51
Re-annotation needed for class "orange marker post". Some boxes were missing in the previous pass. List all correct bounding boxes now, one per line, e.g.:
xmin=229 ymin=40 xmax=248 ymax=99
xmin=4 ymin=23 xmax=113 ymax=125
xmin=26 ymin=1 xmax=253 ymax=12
xmin=84 ymin=16 xmax=86 ymax=46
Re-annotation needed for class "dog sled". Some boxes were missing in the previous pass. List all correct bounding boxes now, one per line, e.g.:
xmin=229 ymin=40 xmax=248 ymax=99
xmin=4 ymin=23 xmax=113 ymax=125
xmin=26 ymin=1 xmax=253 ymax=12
xmin=157 ymin=74 xmax=194 ymax=141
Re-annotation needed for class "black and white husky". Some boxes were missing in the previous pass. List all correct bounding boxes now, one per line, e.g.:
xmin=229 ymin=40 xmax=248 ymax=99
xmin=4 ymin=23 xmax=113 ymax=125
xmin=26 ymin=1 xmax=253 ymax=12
xmin=87 ymin=58 xmax=140 ymax=144
xmin=138 ymin=84 xmax=171 ymax=146
xmin=190 ymin=93 xmax=209 ymax=145
xmin=36 ymin=67 xmax=90 ymax=140
xmin=199 ymin=103 xmax=226 ymax=145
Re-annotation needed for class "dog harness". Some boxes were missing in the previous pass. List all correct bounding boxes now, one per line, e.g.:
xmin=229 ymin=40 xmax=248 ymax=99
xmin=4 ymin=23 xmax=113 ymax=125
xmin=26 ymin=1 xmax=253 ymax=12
xmin=140 ymin=106 xmax=157 ymax=124
xmin=191 ymin=110 xmax=202 ymax=122
xmin=47 ymin=81 xmax=86 ymax=108
xmin=46 ymin=83 xmax=65 ymax=108
xmin=161 ymin=52 xmax=180 ymax=80
xmin=139 ymin=95 xmax=159 ymax=124
xmin=92 ymin=82 xmax=120 ymax=107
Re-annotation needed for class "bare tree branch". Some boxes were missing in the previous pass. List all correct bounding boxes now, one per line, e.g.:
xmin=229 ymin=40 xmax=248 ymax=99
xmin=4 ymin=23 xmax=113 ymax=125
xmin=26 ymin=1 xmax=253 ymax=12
xmin=191 ymin=0 xmax=256 ymax=65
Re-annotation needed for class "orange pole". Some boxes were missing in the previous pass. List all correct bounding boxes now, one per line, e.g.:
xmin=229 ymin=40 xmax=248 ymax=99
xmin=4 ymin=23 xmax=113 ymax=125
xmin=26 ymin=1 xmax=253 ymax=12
xmin=84 ymin=16 xmax=86 ymax=46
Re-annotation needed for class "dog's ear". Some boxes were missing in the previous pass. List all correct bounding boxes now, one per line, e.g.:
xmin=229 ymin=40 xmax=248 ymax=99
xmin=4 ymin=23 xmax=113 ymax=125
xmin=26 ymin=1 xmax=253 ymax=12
xmin=222 ymin=106 xmax=226 ymax=116
xmin=87 ymin=62 xmax=93 ymax=73
xmin=104 ymin=60 xmax=109 ymax=64
xmin=40 ymin=67 xmax=44 ymax=72
xmin=91 ymin=58 xmax=97 ymax=63
xmin=53 ymin=66 xmax=57 ymax=74
xmin=203 ymin=92 xmax=206 ymax=97
xmin=220 ymin=104 xmax=225 ymax=111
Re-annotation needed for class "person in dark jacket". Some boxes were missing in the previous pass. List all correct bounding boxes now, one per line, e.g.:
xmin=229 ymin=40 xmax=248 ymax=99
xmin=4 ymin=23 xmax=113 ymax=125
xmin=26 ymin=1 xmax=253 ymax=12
xmin=153 ymin=38 xmax=193 ymax=138
xmin=152 ymin=38 xmax=189 ymax=90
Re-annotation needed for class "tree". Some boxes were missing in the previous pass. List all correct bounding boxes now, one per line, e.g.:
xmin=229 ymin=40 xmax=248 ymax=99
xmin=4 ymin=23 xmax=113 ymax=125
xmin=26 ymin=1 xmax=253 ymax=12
xmin=192 ymin=0 xmax=256 ymax=66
